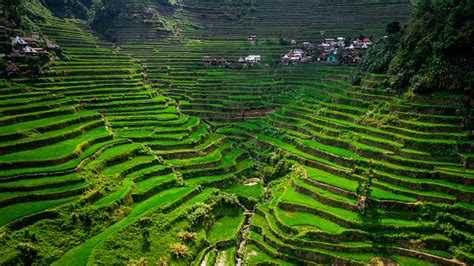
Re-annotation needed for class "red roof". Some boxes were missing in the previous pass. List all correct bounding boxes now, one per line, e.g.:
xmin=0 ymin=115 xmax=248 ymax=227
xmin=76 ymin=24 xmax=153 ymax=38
xmin=363 ymin=38 xmax=372 ymax=43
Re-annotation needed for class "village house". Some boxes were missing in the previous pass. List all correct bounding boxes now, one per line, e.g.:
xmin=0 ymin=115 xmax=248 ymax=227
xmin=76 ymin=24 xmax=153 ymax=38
xmin=341 ymin=55 xmax=353 ymax=64
xmin=327 ymin=54 xmax=337 ymax=63
xmin=302 ymin=42 xmax=315 ymax=50
xmin=281 ymin=48 xmax=312 ymax=65
xmin=319 ymin=37 xmax=345 ymax=51
xmin=281 ymin=54 xmax=290 ymax=65
xmin=12 ymin=36 xmax=27 ymax=47
xmin=324 ymin=38 xmax=336 ymax=46
xmin=11 ymin=35 xmax=41 ymax=48
xmin=202 ymin=56 xmax=228 ymax=67
xmin=23 ymin=34 xmax=39 ymax=47
xmin=46 ymin=43 xmax=61 ymax=52
xmin=217 ymin=56 xmax=227 ymax=65
xmin=248 ymin=35 xmax=257 ymax=45
xmin=144 ymin=7 xmax=157 ymax=20
xmin=21 ymin=45 xmax=39 ymax=55
xmin=202 ymin=56 xmax=212 ymax=66
xmin=293 ymin=49 xmax=304 ymax=56
xmin=341 ymin=54 xmax=361 ymax=64
xmin=33 ymin=47 xmax=48 ymax=55
xmin=245 ymin=55 xmax=261 ymax=64
xmin=317 ymin=52 xmax=327 ymax=62
xmin=318 ymin=42 xmax=331 ymax=52
xmin=353 ymin=37 xmax=372 ymax=49
xmin=336 ymin=37 xmax=345 ymax=47
xmin=5 ymin=61 xmax=19 ymax=74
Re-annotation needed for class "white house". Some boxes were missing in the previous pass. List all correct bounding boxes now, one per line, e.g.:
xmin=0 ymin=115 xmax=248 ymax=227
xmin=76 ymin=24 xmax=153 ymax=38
xmin=245 ymin=55 xmax=261 ymax=64
xmin=293 ymin=49 xmax=305 ymax=56
xmin=12 ymin=36 xmax=27 ymax=46
xmin=337 ymin=37 xmax=345 ymax=47
xmin=21 ymin=45 xmax=39 ymax=55
xmin=318 ymin=43 xmax=331 ymax=52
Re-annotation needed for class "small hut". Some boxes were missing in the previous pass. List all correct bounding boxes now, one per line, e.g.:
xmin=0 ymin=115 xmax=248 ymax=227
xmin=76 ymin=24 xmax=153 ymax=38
xmin=245 ymin=55 xmax=261 ymax=64
xmin=248 ymin=35 xmax=257 ymax=45
xmin=5 ymin=61 xmax=19 ymax=74
xmin=11 ymin=36 xmax=27 ymax=47
xmin=202 ymin=56 xmax=212 ymax=66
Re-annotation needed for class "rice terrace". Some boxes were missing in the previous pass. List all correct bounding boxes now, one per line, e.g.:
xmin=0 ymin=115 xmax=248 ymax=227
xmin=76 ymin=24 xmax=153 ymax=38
xmin=0 ymin=0 xmax=473 ymax=265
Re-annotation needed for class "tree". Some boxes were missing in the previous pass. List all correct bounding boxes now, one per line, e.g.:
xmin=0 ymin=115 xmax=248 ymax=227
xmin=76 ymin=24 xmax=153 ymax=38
xmin=91 ymin=0 xmax=121 ymax=41
xmin=355 ymin=165 xmax=376 ymax=214
xmin=388 ymin=0 xmax=473 ymax=93
xmin=363 ymin=0 xmax=473 ymax=93
xmin=3 ymin=0 xmax=23 ymax=27
xmin=362 ymin=24 xmax=402 ymax=74
xmin=41 ymin=0 xmax=89 ymax=19
xmin=385 ymin=21 xmax=401 ymax=35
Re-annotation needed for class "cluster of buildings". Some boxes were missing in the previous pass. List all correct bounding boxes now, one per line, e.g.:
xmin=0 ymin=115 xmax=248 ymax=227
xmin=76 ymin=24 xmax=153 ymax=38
xmin=10 ymin=35 xmax=50 ymax=56
xmin=1 ymin=29 xmax=61 ymax=75
xmin=318 ymin=37 xmax=372 ymax=52
xmin=239 ymin=55 xmax=261 ymax=64
xmin=132 ymin=7 xmax=158 ymax=20
xmin=280 ymin=36 xmax=372 ymax=65
xmin=316 ymin=37 xmax=371 ymax=63
xmin=202 ymin=56 xmax=227 ymax=67
xmin=202 ymin=55 xmax=261 ymax=67
xmin=281 ymin=48 xmax=312 ymax=65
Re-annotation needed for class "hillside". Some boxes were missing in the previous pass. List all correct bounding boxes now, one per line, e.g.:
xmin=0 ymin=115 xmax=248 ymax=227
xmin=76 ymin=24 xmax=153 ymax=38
xmin=0 ymin=0 xmax=473 ymax=265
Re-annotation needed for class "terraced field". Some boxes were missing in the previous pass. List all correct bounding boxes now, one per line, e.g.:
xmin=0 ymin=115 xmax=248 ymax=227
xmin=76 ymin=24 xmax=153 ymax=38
xmin=239 ymin=74 xmax=474 ymax=265
xmin=1 ymin=0 xmax=473 ymax=265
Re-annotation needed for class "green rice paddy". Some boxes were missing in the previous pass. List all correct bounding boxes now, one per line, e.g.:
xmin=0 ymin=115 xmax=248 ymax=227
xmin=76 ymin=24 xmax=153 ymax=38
xmin=0 ymin=0 xmax=472 ymax=265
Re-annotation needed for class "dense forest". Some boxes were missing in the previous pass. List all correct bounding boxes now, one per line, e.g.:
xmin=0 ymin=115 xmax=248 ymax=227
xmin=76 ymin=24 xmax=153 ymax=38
xmin=364 ymin=0 xmax=473 ymax=94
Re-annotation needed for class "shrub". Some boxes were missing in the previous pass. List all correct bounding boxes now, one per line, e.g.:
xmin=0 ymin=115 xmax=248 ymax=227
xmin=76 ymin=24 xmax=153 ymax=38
xmin=178 ymin=230 xmax=197 ymax=241
xmin=169 ymin=243 xmax=189 ymax=258
xmin=16 ymin=242 xmax=37 ymax=265
xmin=187 ymin=203 xmax=213 ymax=226
xmin=350 ymin=70 xmax=363 ymax=85
xmin=362 ymin=30 xmax=401 ymax=74
xmin=126 ymin=257 xmax=147 ymax=266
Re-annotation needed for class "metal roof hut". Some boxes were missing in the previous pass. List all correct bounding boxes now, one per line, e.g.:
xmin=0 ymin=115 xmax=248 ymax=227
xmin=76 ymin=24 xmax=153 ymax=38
xmin=5 ymin=61 xmax=19 ymax=73
xmin=202 ymin=56 xmax=212 ymax=66
xmin=144 ymin=7 xmax=157 ymax=20
xmin=248 ymin=35 xmax=257 ymax=45
xmin=245 ymin=55 xmax=261 ymax=64
xmin=22 ymin=35 xmax=39 ymax=47
xmin=21 ymin=45 xmax=39 ymax=55
xmin=11 ymin=36 xmax=27 ymax=47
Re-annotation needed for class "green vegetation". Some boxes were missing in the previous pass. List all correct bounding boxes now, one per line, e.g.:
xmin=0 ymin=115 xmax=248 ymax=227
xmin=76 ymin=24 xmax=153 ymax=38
xmin=0 ymin=0 xmax=472 ymax=265
xmin=365 ymin=0 xmax=473 ymax=93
